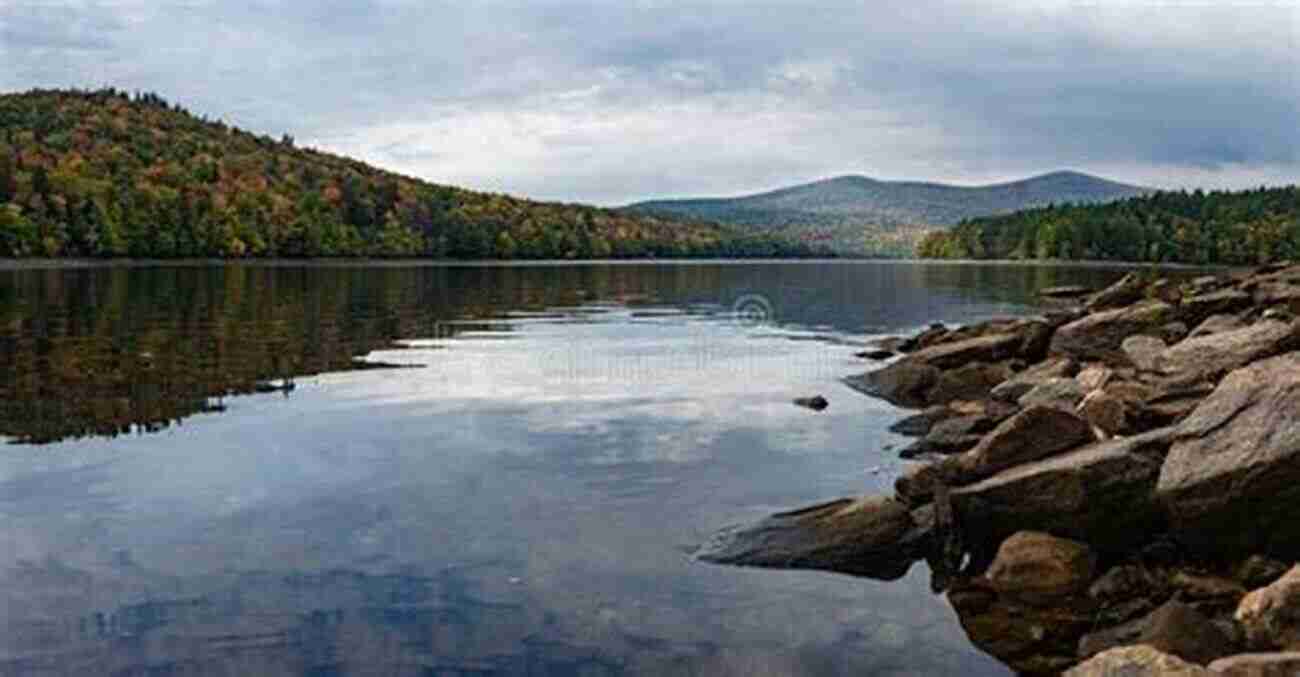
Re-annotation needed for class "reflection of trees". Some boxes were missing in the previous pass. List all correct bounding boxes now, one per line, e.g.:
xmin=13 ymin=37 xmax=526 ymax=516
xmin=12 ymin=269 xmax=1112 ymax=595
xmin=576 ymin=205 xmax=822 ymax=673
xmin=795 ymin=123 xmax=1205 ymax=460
xmin=0 ymin=262 xmax=1150 ymax=445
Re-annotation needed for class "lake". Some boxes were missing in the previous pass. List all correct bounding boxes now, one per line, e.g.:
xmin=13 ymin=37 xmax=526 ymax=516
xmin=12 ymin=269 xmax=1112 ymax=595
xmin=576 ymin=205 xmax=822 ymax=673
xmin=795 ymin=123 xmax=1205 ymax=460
xmin=0 ymin=261 xmax=1154 ymax=676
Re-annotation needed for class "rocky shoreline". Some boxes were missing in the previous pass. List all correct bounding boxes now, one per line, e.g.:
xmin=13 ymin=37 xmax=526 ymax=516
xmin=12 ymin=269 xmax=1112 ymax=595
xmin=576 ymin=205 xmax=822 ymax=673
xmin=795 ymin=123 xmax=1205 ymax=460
xmin=698 ymin=263 xmax=1300 ymax=675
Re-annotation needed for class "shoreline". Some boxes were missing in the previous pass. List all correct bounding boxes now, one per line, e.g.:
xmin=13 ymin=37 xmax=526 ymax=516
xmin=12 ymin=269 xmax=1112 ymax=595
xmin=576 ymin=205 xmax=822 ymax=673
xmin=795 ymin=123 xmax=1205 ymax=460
xmin=700 ymin=261 xmax=1300 ymax=674
xmin=0 ymin=256 xmax=1229 ymax=271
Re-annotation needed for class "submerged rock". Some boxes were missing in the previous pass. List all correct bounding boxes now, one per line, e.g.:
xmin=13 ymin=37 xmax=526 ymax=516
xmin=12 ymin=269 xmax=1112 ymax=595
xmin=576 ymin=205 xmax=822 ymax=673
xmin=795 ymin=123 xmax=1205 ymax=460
xmin=792 ymin=395 xmax=829 ymax=411
xmin=694 ymin=496 xmax=923 ymax=580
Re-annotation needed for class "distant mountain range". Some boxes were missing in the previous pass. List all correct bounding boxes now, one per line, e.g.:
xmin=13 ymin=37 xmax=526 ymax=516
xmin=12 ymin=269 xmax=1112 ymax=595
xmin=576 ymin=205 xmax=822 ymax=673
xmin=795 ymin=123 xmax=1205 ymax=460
xmin=625 ymin=171 xmax=1149 ymax=256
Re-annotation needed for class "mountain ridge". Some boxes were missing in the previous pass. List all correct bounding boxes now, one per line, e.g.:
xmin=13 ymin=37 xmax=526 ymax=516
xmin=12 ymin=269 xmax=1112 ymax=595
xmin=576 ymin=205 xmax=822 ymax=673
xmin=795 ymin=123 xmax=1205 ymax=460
xmin=626 ymin=170 xmax=1149 ymax=256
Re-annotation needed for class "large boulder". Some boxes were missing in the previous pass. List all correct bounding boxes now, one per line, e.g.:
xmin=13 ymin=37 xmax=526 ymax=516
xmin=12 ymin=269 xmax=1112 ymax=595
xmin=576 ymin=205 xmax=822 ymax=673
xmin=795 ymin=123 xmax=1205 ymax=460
xmin=1065 ymin=645 xmax=1213 ymax=676
xmin=1051 ymin=301 xmax=1174 ymax=363
xmin=951 ymin=428 xmax=1173 ymax=553
xmin=1154 ymin=320 xmax=1300 ymax=385
xmin=1157 ymin=353 xmax=1300 ymax=556
xmin=844 ymin=361 xmax=939 ymax=408
xmin=927 ymin=361 xmax=1016 ymax=405
xmin=896 ymin=405 xmax=1096 ymax=504
xmin=959 ymin=405 xmax=1096 ymax=478
xmin=1237 ymin=565 xmax=1300 ymax=650
xmin=694 ymin=496 xmax=923 ymax=580
xmin=986 ymin=531 xmax=1097 ymax=604
xmin=908 ymin=332 xmax=1024 ymax=369
xmin=948 ymin=577 xmax=1096 ymax=675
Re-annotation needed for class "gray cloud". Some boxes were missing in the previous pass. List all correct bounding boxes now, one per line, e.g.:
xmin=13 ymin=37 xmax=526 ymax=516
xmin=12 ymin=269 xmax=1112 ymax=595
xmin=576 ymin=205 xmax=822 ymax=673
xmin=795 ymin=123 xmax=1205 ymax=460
xmin=2 ymin=0 xmax=1296 ymax=203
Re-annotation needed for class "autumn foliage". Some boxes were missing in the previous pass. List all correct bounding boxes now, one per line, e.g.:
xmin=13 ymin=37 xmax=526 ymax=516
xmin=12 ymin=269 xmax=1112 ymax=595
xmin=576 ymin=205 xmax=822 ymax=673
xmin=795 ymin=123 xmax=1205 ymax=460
xmin=0 ymin=88 xmax=825 ymax=259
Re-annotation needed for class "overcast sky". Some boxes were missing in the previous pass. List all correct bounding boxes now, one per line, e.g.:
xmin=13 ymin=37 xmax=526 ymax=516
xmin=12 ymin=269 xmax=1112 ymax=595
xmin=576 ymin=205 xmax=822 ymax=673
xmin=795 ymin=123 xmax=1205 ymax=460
xmin=2 ymin=1 xmax=1297 ymax=204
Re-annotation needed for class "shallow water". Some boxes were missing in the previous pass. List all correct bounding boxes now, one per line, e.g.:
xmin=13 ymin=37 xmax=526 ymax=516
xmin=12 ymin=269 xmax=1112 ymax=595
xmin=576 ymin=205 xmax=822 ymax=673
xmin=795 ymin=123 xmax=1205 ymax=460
xmin=0 ymin=261 xmax=1153 ymax=676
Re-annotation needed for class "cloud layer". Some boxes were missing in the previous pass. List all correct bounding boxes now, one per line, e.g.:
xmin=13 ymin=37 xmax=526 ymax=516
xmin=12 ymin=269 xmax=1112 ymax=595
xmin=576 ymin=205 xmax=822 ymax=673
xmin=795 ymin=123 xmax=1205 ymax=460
xmin=2 ymin=0 xmax=1297 ymax=203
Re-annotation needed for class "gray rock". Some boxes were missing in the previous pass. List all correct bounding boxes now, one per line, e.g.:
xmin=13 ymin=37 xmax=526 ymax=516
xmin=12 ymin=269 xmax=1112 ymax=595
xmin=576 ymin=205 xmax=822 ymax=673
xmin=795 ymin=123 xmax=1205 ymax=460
xmin=1158 ymin=353 xmax=1300 ymax=556
xmin=1051 ymin=300 xmax=1174 ymax=363
xmin=952 ymin=428 xmax=1173 ymax=553
xmin=694 ymin=496 xmax=922 ymax=580
xmin=1122 ymin=334 xmax=1167 ymax=371
xmin=906 ymin=332 xmax=1024 ymax=370
xmin=844 ymin=361 xmax=939 ymax=409
xmin=960 ymin=405 xmax=1096 ymax=477
xmin=1155 ymin=319 xmax=1300 ymax=385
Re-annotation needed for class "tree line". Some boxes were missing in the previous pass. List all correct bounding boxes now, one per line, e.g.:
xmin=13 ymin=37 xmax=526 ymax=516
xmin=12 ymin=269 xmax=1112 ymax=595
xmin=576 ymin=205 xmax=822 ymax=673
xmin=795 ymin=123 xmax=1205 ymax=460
xmin=917 ymin=186 xmax=1300 ymax=265
xmin=0 ymin=88 xmax=829 ymax=260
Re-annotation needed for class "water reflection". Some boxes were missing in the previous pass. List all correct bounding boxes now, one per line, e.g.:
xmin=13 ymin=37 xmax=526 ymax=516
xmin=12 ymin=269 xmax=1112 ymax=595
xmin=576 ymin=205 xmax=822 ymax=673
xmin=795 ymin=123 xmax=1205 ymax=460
xmin=0 ymin=262 xmax=1136 ymax=445
xmin=0 ymin=262 xmax=1151 ymax=676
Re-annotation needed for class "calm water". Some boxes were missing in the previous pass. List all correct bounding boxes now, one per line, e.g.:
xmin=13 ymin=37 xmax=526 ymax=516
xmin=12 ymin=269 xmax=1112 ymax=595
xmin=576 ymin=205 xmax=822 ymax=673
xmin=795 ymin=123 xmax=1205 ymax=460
xmin=0 ymin=261 xmax=1148 ymax=676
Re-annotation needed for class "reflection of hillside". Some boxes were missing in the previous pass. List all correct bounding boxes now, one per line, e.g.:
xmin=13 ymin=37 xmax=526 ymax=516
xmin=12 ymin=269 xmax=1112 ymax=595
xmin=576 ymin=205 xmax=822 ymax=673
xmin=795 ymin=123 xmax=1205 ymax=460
xmin=0 ymin=262 xmax=1136 ymax=444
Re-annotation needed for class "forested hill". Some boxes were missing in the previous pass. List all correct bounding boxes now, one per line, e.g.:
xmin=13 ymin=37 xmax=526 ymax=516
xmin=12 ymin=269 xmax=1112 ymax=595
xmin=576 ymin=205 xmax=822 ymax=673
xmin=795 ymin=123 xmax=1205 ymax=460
xmin=625 ymin=171 xmax=1147 ymax=256
xmin=0 ymin=88 xmax=824 ymax=259
xmin=916 ymin=186 xmax=1300 ymax=265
